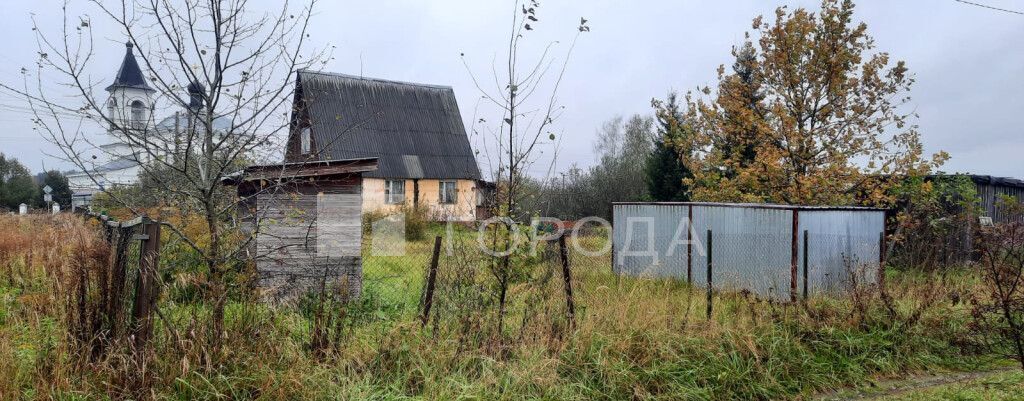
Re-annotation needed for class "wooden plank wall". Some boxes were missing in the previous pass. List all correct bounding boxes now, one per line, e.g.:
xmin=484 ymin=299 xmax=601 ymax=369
xmin=944 ymin=182 xmax=1024 ymax=264
xmin=251 ymin=178 xmax=363 ymax=301
xmin=976 ymin=182 xmax=1024 ymax=224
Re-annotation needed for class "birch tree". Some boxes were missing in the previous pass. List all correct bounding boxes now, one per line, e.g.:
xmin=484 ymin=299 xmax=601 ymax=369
xmin=4 ymin=0 xmax=325 ymax=359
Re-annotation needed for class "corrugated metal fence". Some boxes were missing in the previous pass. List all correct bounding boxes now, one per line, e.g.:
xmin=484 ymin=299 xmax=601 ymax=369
xmin=612 ymin=202 xmax=885 ymax=301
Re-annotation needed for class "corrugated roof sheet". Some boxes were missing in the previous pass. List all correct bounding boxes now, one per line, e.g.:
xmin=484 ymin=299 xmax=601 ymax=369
xmin=296 ymin=70 xmax=481 ymax=180
xmin=967 ymin=175 xmax=1024 ymax=190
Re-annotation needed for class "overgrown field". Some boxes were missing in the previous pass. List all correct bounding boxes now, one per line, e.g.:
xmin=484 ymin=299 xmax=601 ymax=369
xmin=0 ymin=214 xmax=1008 ymax=400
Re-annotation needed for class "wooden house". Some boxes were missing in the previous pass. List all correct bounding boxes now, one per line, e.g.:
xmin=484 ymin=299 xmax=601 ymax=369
xmin=226 ymin=157 xmax=378 ymax=300
xmin=282 ymin=70 xmax=484 ymax=222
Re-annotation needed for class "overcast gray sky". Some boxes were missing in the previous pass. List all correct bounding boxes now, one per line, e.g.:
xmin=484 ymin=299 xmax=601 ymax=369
xmin=1 ymin=0 xmax=1021 ymax=178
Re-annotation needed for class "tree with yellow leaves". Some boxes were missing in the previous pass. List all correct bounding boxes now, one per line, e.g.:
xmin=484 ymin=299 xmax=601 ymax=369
xmin=669 ymin=0 xmax=945 ymax=206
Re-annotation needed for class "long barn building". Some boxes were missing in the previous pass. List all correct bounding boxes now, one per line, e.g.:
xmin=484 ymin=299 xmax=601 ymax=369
xmin=970 ymin=175 xmax=1024 ymax=224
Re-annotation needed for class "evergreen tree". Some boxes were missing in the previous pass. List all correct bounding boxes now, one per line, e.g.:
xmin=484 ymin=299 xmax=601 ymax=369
xmin=0 ymin=154 xmax=39 ymax=210
xmin=38 ymin=170 xmax=73 ymax=208
xmin=646 ymin=93 xmax=691 ymax=201
xmin=719 ymin=40 xmax=764 ymax=175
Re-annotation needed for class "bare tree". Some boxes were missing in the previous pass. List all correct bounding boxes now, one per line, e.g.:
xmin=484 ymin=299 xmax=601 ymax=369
xmin=519 ymin=115 xmax=655 ymax=220
xmin=4 ymin=0 xmax=326 ymax=358
xmin=973 ymin=198 xmax=1024 ymax=370
xmin=461 ymin=0 xmax=588 ymax=334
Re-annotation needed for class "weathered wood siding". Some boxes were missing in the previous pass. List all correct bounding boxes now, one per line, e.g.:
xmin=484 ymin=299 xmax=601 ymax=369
xmin=976 ymin=182 xmax=1024 ymax=223
xmin=251 ymin=178 xmax=363 ymax=301
xmin=942 ymin=178 xmax=1024 ymax=263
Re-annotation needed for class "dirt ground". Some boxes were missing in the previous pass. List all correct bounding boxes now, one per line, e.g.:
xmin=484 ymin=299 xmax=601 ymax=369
xmin=816 ymin=366 xmax=1023 ymax=400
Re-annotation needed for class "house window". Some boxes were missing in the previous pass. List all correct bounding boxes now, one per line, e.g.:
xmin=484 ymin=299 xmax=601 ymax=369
xmin=300 ymin=127 xmax=311 ymax=154
xmin=130 ymin=100 xmax=145 ymax=129
xmin=385 ymin=180 xmax=405 ymax=204
xmin=439 ymin=180 xmax=457 ymax=204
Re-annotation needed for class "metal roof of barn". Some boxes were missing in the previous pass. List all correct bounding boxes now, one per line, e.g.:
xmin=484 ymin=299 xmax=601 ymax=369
xmin=294 ymin=70 xmax=481 ymax=180
xmin=966 ymin=174 xmax=1024 ymax=190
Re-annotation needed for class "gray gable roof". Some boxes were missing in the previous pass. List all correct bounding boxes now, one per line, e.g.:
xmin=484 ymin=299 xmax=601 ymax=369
xmin=94 ymin=156 xmax=140 ymax=173
xmin=295 ymin=70 xmax=481 ymax=180
xmin=155 ymin=113 xmax=233 ymax=132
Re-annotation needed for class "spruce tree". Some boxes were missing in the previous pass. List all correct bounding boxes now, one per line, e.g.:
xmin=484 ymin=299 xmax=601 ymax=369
xmin=645 ymin=94 xmax=691 ymax=201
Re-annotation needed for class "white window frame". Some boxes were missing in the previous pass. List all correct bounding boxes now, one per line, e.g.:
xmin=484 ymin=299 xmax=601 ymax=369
xmin=385 ymin=179 xmax=405 ymax=204
xmin=130 ymin=100 xmax=145 ymax=129
xmin=439 ymin=180 xmax=457 ymax=204
xmin=300 ymin=127 xmax=311 ymax=154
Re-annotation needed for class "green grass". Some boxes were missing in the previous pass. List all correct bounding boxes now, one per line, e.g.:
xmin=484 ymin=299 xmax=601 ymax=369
xmin=0 ymin=216 xmax=1012 ymax=400
xmin=879 ymin=370 xmax=1024 ymax=401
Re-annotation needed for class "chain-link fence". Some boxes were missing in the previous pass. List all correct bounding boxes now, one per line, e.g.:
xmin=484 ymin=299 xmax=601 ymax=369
xmin=357 ymin=220 xmax=611 ymax=330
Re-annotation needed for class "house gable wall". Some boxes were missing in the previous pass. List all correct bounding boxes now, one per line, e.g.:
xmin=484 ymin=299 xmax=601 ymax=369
xmin=361 ymin=177 xmax=477 ymax=222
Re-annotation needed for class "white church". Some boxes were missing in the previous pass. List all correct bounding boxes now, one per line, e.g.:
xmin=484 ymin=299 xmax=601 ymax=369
xmin=67 ymin=42 xmax=230 ymax=209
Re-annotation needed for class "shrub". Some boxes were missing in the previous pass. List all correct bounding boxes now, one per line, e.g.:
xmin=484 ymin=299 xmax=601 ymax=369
xmin=971 ymin=197 xmax=1024 ymax=370
xmin=890 ymin=174 xmax=979 ymax=270
xmin=362 ymin=204 xmax=429 ymax=242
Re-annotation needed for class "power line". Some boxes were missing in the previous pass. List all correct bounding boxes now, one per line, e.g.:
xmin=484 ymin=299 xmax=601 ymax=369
xmin=954 ymin=0 xmax=1024 ymax=15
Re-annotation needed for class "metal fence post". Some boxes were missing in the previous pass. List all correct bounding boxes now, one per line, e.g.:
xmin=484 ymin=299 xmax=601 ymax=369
xmin=878 ymin=231 xmax=886 ymax=293
xmin=706 ymin=229 xmax=713 ymax=321
xmin=802 ymin=230 xmax=809 ymax=299
xmin=420 ymin=236 xmax=442 ymax=327
xmin=790 ymin=209 xmax=799 ymax=303
xmin=559 ymin=235 xmax=576 ymax=328
xmin=610 ymin=210 xmax=616 ymax=276
xmin=687 ymin=205 xmax=693 ymax=284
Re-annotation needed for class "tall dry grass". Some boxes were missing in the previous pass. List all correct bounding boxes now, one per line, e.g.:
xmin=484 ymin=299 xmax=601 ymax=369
xmin=0 ymin=214 xmax=108 ymax=398
xmin=0 ymin=215 xmax=999 ymax=400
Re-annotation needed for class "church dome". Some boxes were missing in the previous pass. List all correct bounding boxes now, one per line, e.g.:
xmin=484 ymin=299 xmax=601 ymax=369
xmin=187 ymin=80 xmax=206 ymax=109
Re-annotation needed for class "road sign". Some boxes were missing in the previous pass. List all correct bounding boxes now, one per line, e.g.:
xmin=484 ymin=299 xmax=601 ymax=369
xmin=44 ymin=194 xmax=52 ymax=203
xmin=43 ymin=185 xmax=52 ymax=194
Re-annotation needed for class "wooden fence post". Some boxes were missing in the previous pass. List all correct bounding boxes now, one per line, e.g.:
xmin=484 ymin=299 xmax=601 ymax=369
xmin=108 ymin=225 xmax=132 ymax=339
xmin=132 ymin=217 xmax=161 ymax=351
xmin=420 ymin=236 xmax=442 ymax=327
xmin=706 ymin=229 xmax=713 ymax=321
xmin=559 ymin=235 xmax=576 ymax=328
xmin=802 ymin=230 xmax=809 ymax=299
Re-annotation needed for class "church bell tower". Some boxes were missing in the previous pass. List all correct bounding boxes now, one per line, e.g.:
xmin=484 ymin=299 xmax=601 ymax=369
xmin=104 ymin=42 xmax=155 ymax=158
